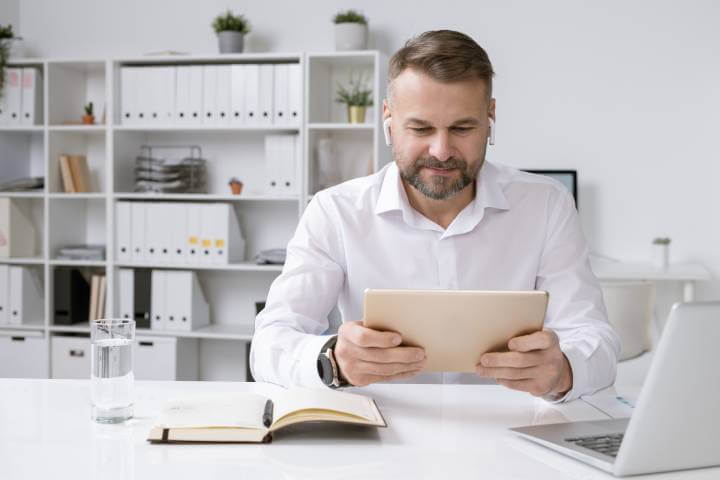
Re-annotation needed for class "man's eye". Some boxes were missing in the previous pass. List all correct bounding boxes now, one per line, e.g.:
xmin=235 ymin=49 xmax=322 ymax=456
xmin=451 ymin=127 xmax=473 ymax=133
xmin=410 ymin=127 xmax=431 ymax=133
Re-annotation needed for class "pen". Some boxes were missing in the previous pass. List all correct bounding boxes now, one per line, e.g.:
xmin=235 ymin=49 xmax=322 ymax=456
xmin=263 ymin=399 xmax=274 ymax=427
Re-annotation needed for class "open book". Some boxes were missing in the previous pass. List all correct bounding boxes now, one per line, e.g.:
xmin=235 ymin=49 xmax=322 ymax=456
xmin=147 ymin=387 xmax=386 ymax=444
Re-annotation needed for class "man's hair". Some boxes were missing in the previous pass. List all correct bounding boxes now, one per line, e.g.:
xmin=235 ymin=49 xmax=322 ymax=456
xmin=387 ymin=30 xmax=495 ymax=103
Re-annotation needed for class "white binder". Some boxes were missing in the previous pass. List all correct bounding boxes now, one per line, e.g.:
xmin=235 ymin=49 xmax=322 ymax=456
xmin=202 ymin=65 xmax=218 ymax=125
xmin=130 ymin=202 xmax=146 ymax=262
xmin=0 ymin=265 xmax=8 ymax=324
xmin=288 ymin=63 xmax=302 ymax=125
xmin=135 ymin=68 xmax=150 ymax=124
xmin=147 ymin=67 xmax=162 ymax=124
xmin=118 ymin=268 xmax=134 ymax=321
xmin=188 ymin=66 xmax=204 ymax=124
xmin=159 ymin=67 xmax=176 ymax=125
xmin=184 ymin=203 xmax=201 ymax=265
xmin=156 ymin=203 xmax=173 ymax=264
xmin=273 ymin=64 xmax=289 ymax=125
xmin=198 ymin=203 xmax=215 ymax=265
xmin=151 ymin=269 xmax=166 ymax=330
xmin=9 ymin=266 xmax=43 ymax=325
xmin=20 ymin=68 xmax=43 ymax=126
xmin=230 ymin=64 xmax=246 ymax=125
xmin=175 ymin=66 xmax=191 ymax=124
xmin=210 ymin=203 xmax=245 ymax=265
xmin=216 ymin=65 xmax=232 ymax=125
xmin=0 ymin=198 xmax=37 ymax=258
xmin=0 ymin=69 xmax=9 ymax=124
xmin=4 ymin=68 xmax=23 ymax=125
xmin=168 ymin=203 xmax=187 ymax=264
xmin=258 ymin=64 xmax=274 ymax=125
xmin=164 ymin=270 xmax=209 ymax=332
xmin=116 ymin=202 xmax=132 ymax=263
xmin=145 ymin=202 xmax=164 ymax=263
xmin=244 ymin=64 xmax=260 ymax=125
xmin=120 ymin=67 xmax=136 ymax=125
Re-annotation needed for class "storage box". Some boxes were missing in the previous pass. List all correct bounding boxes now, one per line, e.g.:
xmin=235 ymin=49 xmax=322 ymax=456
xmin=134 ymin=335 xmax=198 ymax=380
xmin=0 ymin=330 xmax=48 ymax=378
xmin=51 ymin=335 xmax=90 ymax=379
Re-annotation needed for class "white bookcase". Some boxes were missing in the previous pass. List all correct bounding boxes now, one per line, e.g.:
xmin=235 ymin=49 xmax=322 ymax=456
xmin=0 ymin=51 xmax=385 ymax=380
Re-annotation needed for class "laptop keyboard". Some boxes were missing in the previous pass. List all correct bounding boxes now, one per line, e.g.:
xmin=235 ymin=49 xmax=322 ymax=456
xmin=564 ymin=433 xmax=624 ymax=458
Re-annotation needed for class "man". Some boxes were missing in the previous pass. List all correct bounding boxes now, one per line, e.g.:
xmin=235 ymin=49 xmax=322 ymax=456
xmin=251 ymin=30 xmax=620 ymax=401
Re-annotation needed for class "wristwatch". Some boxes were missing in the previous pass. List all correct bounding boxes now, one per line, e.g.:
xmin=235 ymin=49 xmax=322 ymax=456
xmin=317 ymin=336 xmax=348 ymax=388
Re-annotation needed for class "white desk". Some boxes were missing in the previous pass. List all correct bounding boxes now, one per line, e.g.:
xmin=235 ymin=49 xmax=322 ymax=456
xmin=1 ymin=380 xmax=718 ymax=479
xmin=591 ymin=260 xmax=712 ymax=301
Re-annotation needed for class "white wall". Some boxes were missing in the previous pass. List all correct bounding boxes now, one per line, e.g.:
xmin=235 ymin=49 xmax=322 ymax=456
xmin=17 ymin=0 xmax=720 ymax=306
xmin=0 ymin=0 xmax=19 ymax=34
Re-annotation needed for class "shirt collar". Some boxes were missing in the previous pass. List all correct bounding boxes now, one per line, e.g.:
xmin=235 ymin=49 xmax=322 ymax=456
xmin=375 ymin=161 xmax=510 ymax=220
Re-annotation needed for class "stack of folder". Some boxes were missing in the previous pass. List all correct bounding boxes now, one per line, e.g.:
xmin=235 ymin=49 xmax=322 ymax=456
xmin=118 ymin=268 xmax=209 ymax=332
xmin=0 ymin=198 xmax=37 ymax=258
xmin=0 ymin=67 xmax=43 ymax=126
xmin=116 ymin=202 xmax=245 ymax=266
xmin=134 ymin=154 xmax=208 ymax=194
xmin=52 ymin=268 xmax=107 ymax=325
xmin=120 ymin=63 xmax=301 ymax=126
xmin=0 ymin=265 xmax=43 ymax=325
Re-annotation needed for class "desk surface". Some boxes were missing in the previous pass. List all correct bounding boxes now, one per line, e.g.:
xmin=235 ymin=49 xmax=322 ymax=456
xmin=1 ymin=380 xmax=717 ymax=480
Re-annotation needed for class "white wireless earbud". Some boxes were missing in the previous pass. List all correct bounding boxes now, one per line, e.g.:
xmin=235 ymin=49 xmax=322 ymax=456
xmin=383 ymin=117 xmax=392 ymax=146
xmin=488 ymin=118 xmax=495 ymax=146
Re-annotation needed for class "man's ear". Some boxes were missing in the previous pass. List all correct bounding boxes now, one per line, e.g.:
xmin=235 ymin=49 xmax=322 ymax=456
xmin=488 ymin=97 xmax=496 ymax=123
xmin=382 ymin=98 xmax=391 ymax=120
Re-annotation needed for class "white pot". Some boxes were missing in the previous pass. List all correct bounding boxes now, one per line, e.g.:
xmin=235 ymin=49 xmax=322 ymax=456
xmin=334 ymin=23 xmax=367 ymax=51
xmin=652 ymin=243 xmax=669 ymax=270
xmin=217 ymin=31 xmax=245 ymax=54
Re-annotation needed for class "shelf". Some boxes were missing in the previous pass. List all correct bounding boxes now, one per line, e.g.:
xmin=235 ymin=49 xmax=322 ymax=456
xmin=48 ymin=125 xmax=106 ymax=132
xmin=0 ymin=126 xmax=44 ymax=132
xmin=136 ymin=324 xmax=254 ymax=341
xmin=113 ymin=193 xmax=299 ymax=202
xmin=0 ymin=257 xmax=45 ymax=265
xmin=112 ymin=124 xmax=300 ymax=132
xmin=114 ymin=261 xmax=283 ymax=272
xmin=49 ymin=259 xmax=106 ymax=267
xmin=308 ymin=123 xmax=374 ymax=130
xmin=0 ymin=323 xmax=45 ymax=332
xmin=116 ymin=52 xmax=302 ymax=65
xmin=0 ymin=191 xmax=45 ymax=198
xmin=49 ymin=324 xmax=90 ymax=334
xmin=48 ymin=193 xmax=106 ymax=199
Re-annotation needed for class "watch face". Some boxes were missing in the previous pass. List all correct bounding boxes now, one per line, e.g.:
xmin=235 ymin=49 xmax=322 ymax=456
xmin=318 ymin=354 xmax=334 ymax=385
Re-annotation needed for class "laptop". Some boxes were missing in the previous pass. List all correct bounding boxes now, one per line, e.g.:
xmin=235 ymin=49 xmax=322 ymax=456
xmin=510 ymin=302 xmax=720 ymax=477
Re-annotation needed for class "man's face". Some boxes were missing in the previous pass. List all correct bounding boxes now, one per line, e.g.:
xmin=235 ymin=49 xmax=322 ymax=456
xmin=385 ymin=68 xmax=495 ymax=200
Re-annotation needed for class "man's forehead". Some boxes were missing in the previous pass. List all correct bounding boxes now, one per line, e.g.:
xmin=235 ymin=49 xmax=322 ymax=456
xmin=390 ymin=68 xmax=489 ymax=119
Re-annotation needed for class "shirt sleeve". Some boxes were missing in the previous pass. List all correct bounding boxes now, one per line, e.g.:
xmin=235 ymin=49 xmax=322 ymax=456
xmin=535 ymin=188 xmax=621 ymax=402
xmin=250 ymin=194 xmax=345 ymax=388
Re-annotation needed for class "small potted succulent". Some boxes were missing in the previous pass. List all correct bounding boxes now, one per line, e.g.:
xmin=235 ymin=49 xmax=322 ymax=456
xmin=335 ymin=72 xmax=373 ymax=123
xmin=333 ymin=10 xmax=368 ymax=51
xmin=212 ymin=10 xmax=251 ymax=54
xmin=82 ymin=102 xmax=95 ymax=125
xmin=228 ymin=177 xmax=243 ymax=195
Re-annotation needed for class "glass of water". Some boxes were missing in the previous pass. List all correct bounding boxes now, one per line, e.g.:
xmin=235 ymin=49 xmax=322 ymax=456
xmin=91 ymin=319 xmax=135 ymax=423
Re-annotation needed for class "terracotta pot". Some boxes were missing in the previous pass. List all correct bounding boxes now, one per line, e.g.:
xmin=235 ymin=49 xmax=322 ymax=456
xmin=229 ymin=180 xmax=243 ymax=195
xmin=347 ymin=105 xmax=366 ymax=123
xmin=82 ymin=115 xmax=95 ymax=125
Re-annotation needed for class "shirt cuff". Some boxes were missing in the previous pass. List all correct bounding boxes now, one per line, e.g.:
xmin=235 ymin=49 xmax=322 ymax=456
xmin=298 ymin=333 xmax=337 ymax=389
xmin=543 ymin=342 xmax=588 ymax=403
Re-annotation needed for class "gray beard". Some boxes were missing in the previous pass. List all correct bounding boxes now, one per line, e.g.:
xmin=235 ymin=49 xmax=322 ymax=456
xmin=398 ymin=155 xmax=481 ymax=200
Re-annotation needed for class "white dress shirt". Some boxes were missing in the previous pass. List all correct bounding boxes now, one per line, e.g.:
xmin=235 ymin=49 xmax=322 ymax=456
xmin=251 ymin=161 xmax=620 ymax=401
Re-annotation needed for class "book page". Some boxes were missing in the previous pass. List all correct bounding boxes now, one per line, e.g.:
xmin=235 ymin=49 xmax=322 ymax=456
xmin=157 ymin=393 xmax=268 ymax=429
xmin=272 ymin=388 xmax=383 ymax=427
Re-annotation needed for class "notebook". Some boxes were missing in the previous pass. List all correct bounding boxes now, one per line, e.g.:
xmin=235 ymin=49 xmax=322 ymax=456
xmin=147 ymin=386 xmax=386 ymax=444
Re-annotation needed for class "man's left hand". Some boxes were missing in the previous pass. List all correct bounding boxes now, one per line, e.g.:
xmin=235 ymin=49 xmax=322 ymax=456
xmin=476 ymin=330 xmax=573 ymax=398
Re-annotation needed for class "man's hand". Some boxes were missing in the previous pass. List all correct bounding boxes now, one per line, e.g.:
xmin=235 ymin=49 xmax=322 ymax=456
xmin=335 ymin=320 xmax=427 ymax=387
xmin=476 ymin=330 xmax=573 ymax=398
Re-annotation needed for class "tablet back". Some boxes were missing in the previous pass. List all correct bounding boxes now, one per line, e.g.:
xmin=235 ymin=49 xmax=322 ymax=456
xmin=363 ymin=289 xmax=548 ymax=372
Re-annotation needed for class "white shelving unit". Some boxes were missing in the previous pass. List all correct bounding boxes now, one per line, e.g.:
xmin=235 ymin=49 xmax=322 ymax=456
xmin=0 ymin=51 xmax=385 ymax=381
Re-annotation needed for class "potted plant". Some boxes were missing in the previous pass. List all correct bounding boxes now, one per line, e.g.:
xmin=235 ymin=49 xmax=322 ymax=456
xmin=335 ymin=72 xmax=373 ymax=123
xmin=333 ymin=10 xmax=368 ymax=51
xmin=0 ymin=24 xmax=23 ymax=100
xmin=228 ymin=177 xmax=243 ymax=195
xmin=82 ymin=102 xmax=95 ymax=125
xmin=212 ymin=10 xmax=251 ymax=54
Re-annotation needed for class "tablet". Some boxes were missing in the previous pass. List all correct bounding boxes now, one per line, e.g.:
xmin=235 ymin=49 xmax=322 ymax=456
xmin=362 ymin=289 xmax=548 ymax=372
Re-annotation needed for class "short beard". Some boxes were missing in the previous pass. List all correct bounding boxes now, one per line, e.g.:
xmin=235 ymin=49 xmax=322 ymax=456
xmin=398 ymin=154 xmax=481 ymax=200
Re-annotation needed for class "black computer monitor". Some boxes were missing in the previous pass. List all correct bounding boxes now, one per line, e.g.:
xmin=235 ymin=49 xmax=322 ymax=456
xmin=522 ymin=169 xmax=578 ymax=209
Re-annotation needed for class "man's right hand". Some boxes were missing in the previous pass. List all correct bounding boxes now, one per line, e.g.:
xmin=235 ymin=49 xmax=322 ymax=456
xmin=334 ymin=320 xmax=427 ymax=386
